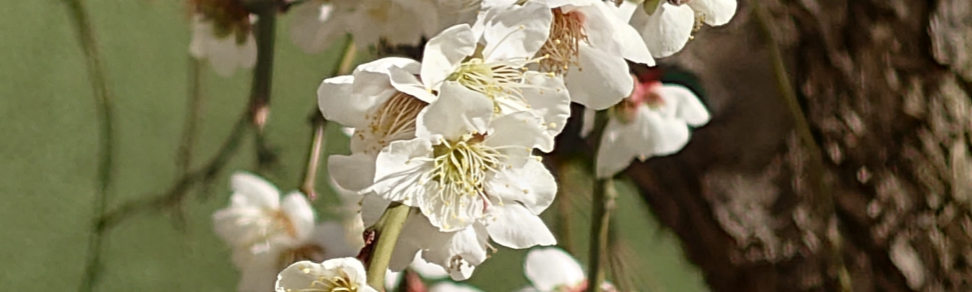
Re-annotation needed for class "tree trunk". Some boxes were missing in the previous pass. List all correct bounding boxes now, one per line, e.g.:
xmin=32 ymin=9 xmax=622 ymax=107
xmin=626 ymin=0 xmax=972 ymax=291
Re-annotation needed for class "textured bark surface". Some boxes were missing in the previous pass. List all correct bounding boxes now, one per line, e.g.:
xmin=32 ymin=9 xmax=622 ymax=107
xmin=626 ymin=0 xmax=972 ymax=291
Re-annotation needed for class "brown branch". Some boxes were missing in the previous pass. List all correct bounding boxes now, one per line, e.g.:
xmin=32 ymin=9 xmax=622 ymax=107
xmin=176 ymin=56 xmax=205 ymax=175
xmin=98 ymin=114 xmax=250 ymax=230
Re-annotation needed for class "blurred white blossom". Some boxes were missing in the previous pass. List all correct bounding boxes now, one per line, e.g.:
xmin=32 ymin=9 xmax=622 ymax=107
xmin=289 ymin=0 xmax=441 ymax=53
xmin=189 ymin=15 xmax=256 ymax=76
xmin=583 ymin=75 xmax=710 ymax=178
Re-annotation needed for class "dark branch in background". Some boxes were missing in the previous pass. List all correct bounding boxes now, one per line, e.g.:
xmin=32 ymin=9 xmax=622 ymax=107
xmin=177 ymin=57 xmax=205 ymax=176
xmin=63 ymin=0 xmax=116 ymax=291
xmin=98 ymin=114 xmax=250 ymax=229
xmin=247 ymin=0 xmax=279 ymax=172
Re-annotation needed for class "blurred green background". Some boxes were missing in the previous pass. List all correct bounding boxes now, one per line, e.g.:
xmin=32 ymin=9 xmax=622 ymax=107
xmin=0 ymin=0 xmax=707 ymax=291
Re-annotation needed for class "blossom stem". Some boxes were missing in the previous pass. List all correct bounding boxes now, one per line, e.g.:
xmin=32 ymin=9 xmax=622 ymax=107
xmin=64 ymin=0 xmax=116 ymax=291
xmin=366 ymin=203 xmax=412 ymax=290
xmin=298 ymin=114 xmax=327 ymax=200
xmin=586 ymin=178 xmax=617 ymax=292
xmin=751 ymin=1 xmax=851 ymax=291
xmin=177 ymin=56 xmax=205 ymax=175
xmin=585 ymin=110 xmax=613 ymax=292
xmin=248 ymin=1 xmax=278 ymax=171
xmin=297 ymin=36 xmax=354 ymax=200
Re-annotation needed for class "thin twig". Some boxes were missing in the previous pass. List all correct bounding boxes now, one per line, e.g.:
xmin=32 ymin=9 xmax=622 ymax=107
xmin=64 ymin=0 xmax=115 ymax=291
xmin=297 ymin=35 xmax=356 ymax=199
xmin=177 ymin=56 xmax=205 ymax=175
xmin=98 ymin=114 xmax=250 ymax=230
xmin=365 ymin=203 xmax=412 ymax=289
xmin=750 ymin=1 xmax=850 ymax=290
xmin=299 ymin=114 xmax=327 ymax=200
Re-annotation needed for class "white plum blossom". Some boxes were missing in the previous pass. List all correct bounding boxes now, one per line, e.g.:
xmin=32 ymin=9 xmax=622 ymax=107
xmin=231 ymin=222 xmax=362 ymax=292
xmin=367 ymin=82 xmax=558 ymax=233
xmin=319 ymin=57 xmax=430 ymax=193
xmin=289 ymin=0 xmax=441 ymax=53
xmin=620 ymin=0 xmax=737 ymax=58
xmin=214 ymin=172 xmax=361 ymax=292
xmin=213 ymin=172 xmax=316 ymax=253
xmin=519 ymin=247 xmax=616 ymax=292
xmin=531 ymin=0 xmax=654 ymax=110
xmin=387 ymin=4 xmax=572 ymax=146
xmin=189 ymin=15 xmax=256 ymax=77
xmin=583 ymin=75 xmax=710 ymax=178
xmin=275 ymin=258 xmax=378 ymax=292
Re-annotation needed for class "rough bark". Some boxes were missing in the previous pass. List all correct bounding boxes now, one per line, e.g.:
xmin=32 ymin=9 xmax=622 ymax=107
xmin=626 ymin=0 xmax=972 ymax=291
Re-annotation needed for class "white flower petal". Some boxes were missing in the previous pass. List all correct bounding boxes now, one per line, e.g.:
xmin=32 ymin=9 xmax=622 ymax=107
xmin=360 ymin=195 xmax=393 ymax=228
xmin=276 ymin=258 xmax=373 ymax=292
xmin=639 ymin=106 xmax=691 ymax=156
xmin=485 ymin=111 xmax=552 ymax=153
xmin=420 ymin=220 xmax=490 ymax=274
xmin=230 ymin=172 xmax=281 ymax=209
xmin=388 ymin=66 xmax=438 ymax=103
xmin=594 ymin=1 xmax=655 ymax=65
xmin=281 ymin=192 xmax=316 ymax=242
xmin=660 ymin=84 xmax=711 ymax=126
xmin=687 ymin=0 xmax=737 ymax=26
xmin=579 ymin=108 xmax=596 ymax=138
xmin=520 ymin=72 xmax=572 ymax=140
xmin=639 ymin=3 xmax=695 ymax=58
xmin=573 ymin=4 xmax=620 ymax=55
xmin=327 ymin=153 xmax=377 ymax=192
xmin=421 ymin=24 xmax=477 ymax=91
xmin=409 ymin=252 xmax=449 ymax=279
xmin=485 ymin=203 xmax=557 ymax=249
xmin=565 ymin=45 xmax=633 ymax=110
xmin=416 ymin=82 xmax=493 ymax=140
xmin=480 ymin=1 xmax=553 ymax=61
xmin=594 ymin=118 xmax=638 ymax=178
xmin=289 ymin=2 xmax=340 ymax=54
xmin=485 ymin=158 xmax=556 ymax=215
xmin=308 ymin=221 xmax=362 ymax=259
xmin=318 ymin=75 xmax=369 ymax=127
xmin=369 ymin=139 xmax=435 ymax=206
xmin=524 ymin=247 xmax=586 ymax=291
xmin=429 ymin=282 xmax=485 ymax=292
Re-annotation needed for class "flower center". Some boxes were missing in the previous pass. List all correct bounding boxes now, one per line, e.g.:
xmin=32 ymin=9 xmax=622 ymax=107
xmin=289 ymin=269 xmax=359 ymax=292
xmin=538 ymin=8 xmax=588 ymax=74
xmin=447 ymin=57 xmax=550 ymax=114
xmin=420 ymin=134 xmax=506 ymax=229
xmin=358 ymin=92 xmax=427 ymax=154
xmin=611 ymin=78 xmax=664 ymax=123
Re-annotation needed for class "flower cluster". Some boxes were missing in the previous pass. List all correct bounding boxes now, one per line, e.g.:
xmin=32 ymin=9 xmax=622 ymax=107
xmin=315 ymin=0 xmax=731 ymax=282
xmin=204 ymin=0 xmax=735 ymax=288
